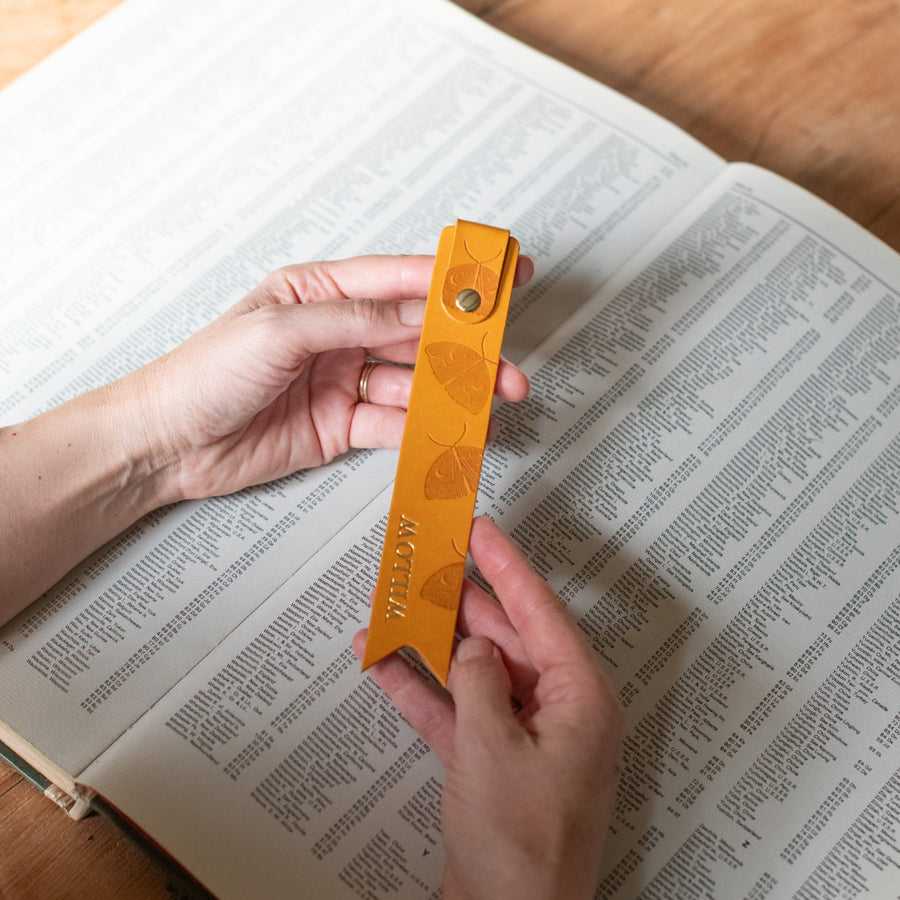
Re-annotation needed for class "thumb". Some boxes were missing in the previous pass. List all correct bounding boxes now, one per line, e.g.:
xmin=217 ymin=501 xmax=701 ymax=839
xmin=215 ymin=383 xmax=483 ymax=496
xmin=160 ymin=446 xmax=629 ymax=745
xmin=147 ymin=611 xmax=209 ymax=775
xmin=448 ymin=636 xmax=518 ymax=738
xmin=264 ymin=296 xmax=426 ymax=361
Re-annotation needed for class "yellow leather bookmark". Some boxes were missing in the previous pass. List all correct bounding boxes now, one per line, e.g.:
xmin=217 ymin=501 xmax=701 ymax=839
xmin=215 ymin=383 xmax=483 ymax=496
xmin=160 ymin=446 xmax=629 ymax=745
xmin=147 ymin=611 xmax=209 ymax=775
xmin=362 ymin=220 xmax=519 ymax=685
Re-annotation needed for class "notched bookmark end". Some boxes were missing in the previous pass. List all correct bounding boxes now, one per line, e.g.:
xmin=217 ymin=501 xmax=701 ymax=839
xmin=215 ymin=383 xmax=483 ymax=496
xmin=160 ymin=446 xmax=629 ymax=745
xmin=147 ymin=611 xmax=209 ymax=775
xmin=360 ymin=632 xmax=454 ymax=688
xmin=362 ymin=220 xmax=518 ymax=688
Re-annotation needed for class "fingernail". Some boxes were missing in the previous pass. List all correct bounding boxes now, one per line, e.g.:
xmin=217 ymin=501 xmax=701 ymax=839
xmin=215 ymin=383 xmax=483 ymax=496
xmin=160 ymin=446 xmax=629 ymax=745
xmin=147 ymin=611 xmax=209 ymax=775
xmin=455 ymin=635 xmax=497 ymax=663
xmin=515 ymin=255 xmax=536 ymax=285
xmin=399 ymin=300 xmax=426 ymax=325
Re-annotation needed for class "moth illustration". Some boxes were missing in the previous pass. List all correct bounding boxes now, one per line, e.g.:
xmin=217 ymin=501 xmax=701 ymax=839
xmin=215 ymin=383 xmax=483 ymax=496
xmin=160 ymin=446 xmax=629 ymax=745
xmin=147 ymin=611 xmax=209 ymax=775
xmin=425 ymin=333 xmax=496 ymax=414
xmin=424 ymin=426 xmax=484 ymax=500
xmin=420 ymin=562 xmax=466 ymax=609
xmin=442 ymin=239 xmax=505 ymax=305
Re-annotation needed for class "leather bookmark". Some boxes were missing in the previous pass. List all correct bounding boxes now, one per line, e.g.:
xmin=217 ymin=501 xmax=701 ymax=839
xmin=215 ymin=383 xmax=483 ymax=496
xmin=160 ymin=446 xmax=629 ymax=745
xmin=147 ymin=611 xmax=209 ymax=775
xmin=361 ymin=220 xmax=519 ymax=685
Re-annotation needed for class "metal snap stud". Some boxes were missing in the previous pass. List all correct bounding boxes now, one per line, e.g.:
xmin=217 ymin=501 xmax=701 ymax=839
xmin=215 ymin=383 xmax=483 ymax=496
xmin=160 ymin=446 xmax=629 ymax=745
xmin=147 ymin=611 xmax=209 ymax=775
xmin=455 ymin=288 xmax=481 ymax=312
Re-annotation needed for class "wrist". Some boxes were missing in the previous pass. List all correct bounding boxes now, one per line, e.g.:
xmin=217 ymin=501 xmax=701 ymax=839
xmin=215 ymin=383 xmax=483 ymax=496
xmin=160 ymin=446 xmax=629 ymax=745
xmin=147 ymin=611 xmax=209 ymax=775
xmin=443 ymin=835 xmax=601 ymax=900
xmin=30 ymin=375 xmax=177 ymax=528
xmin=104 ymin=365 xmax=185 ymax=511
xmin=0 ymin=374 xmax=180 ymax=623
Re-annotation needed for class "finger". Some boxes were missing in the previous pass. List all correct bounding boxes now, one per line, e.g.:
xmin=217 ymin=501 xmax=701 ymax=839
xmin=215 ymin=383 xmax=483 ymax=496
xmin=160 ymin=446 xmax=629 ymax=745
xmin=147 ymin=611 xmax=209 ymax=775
xmin=233 ymin=297 xmax=427 ymax=372
xmin=361 ymin=352 xmax=529 ymax=402
xmin=352 ymin=628 xmax=456 ymax=764
xmin=362 ymin=340 xmax=420 ymax=367
xmin=495 ymin=358 xmax=530 ymax=402
xmin=233 ymin=255 xmax=437 ymax=314
xmin=357 ymin=358 xmax=527 ymax=410
xmin=514 ymin=254 xmax=535 ymax=287
xmin=455 ymin=578 xmax=538 ymax=700
xmin=468 ymin=516 xmax=595 ymax=674
xmin=347 ymin=403 xmax=407 ymax=450
xmin=357 ymin=363 xmax=414 ymax=409
xmin=236 ymin=252 xmax=533 ymax=316
xmin=447 ymin=636 xmax=519 ymax=743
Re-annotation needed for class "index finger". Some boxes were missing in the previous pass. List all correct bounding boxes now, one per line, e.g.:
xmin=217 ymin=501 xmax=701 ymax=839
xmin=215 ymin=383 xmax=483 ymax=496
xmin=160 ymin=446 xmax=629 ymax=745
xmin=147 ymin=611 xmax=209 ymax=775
xmin=467 ymin=516 xmax=594 ymax=675
xmin=232 ymin=254 xmax=437 ymax=315
xmin=234 ymin=252 xmax=535 ymax=315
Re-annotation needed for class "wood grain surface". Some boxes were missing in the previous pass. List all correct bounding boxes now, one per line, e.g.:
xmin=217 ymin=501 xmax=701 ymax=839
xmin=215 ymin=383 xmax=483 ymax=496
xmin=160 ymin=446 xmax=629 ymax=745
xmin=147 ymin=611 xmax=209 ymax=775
xmin=0 ymin=758 xmax=180 ymax=897
xmin=457 ymin=0 xmax=900 ymax=251
xmin=2 ymin=0 xmax=899 ymax=897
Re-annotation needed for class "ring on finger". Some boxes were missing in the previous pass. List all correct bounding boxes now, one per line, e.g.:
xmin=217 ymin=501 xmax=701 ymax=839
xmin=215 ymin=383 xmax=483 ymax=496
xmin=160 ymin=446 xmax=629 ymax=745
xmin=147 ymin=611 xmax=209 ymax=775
xmin=357 ymin=360 xmax=381 ymax=404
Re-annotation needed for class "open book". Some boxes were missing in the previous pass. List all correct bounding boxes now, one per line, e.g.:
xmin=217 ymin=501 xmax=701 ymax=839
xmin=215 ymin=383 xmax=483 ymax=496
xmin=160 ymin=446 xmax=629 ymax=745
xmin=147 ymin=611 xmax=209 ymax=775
xmin=2 ymin=0 xmax=898 ymax=896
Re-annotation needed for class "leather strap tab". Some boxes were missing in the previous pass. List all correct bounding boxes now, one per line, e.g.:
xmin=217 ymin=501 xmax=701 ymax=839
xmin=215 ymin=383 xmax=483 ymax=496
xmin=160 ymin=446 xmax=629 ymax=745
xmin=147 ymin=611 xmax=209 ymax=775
xmin=361 ymin=220 xmax=519 ymax=684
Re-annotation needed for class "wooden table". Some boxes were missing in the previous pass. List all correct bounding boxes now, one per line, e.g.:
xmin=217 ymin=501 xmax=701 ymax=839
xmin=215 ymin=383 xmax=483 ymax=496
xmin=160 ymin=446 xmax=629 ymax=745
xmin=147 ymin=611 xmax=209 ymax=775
xmin=2 ymin=0 xmax=900 ymax=896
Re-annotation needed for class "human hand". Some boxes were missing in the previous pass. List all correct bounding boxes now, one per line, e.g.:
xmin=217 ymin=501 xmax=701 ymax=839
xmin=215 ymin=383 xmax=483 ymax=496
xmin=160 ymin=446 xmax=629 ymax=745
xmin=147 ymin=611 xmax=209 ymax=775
xmin=353 ymin=516 xmax=624 ymax=900
xmin=0 ymin=255 xmax=534 ymax=622
xmin=133 ymin=254 xmax=533 ymax=503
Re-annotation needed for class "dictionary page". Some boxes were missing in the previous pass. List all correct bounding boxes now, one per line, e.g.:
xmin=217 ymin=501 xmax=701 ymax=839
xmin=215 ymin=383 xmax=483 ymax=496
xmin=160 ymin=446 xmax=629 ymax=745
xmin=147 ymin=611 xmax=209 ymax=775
xmin=83 ymin=162 xmax=900 ymax=898
xmin=488 ymin=163 xmax=900 ymax=898
xmin=0 ymin=0 xmax=722 ymax=778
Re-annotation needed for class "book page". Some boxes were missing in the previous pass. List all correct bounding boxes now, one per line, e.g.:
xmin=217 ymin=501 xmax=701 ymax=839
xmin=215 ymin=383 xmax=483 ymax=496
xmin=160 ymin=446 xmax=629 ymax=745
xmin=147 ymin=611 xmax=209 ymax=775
xmin=0 ymin=0 xmax=722 ymax=775
xmin=491 ymin=163 xmax=900 ymax=897
xmin=83 ymin=501 xmax=447 ymax=900
xmin=85 ymin=163 xmax=900 ymax=897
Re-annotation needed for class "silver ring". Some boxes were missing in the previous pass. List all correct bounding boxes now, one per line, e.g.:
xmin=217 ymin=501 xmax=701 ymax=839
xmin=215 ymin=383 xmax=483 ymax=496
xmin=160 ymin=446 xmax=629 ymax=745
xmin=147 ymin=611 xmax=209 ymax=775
xmin=357 ymin=360 xmax=380 ymax=404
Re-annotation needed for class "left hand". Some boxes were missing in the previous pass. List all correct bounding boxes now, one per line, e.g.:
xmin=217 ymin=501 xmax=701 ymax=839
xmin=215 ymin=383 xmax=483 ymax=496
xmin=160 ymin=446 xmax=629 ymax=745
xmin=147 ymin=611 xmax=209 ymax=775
xmin=0 ymin=254 xmax=534 ymax=620
xmin=135 ymin=254 xmax=533 ymax=502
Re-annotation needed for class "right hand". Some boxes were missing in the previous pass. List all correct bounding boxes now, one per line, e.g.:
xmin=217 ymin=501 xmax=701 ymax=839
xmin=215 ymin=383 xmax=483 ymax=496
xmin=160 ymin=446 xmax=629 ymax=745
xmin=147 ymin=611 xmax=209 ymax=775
xmin=354 ymin=516 xmax=624 ymax=899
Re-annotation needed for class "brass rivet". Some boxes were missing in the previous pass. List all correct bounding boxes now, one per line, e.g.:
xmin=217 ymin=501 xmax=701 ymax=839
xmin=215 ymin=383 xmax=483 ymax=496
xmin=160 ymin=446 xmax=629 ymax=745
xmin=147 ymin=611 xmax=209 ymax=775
xmin=455 ymin=289 xmax=481 ymax=312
